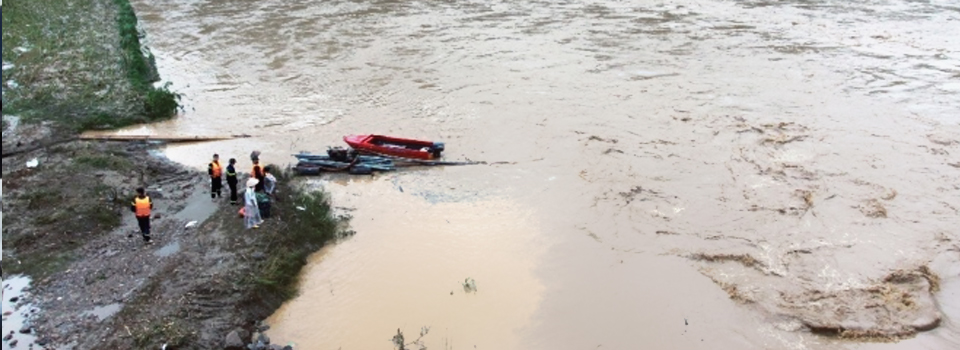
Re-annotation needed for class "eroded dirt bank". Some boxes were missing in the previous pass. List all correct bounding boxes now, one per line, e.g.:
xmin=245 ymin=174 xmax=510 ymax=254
xmin=2 ymin=122 xmax=342 ymax=349
xmin=108 ymin=0 xmax=960 ymax=349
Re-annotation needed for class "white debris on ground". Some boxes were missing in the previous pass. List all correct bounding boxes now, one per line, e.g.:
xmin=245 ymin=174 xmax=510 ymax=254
xmin=1 ymin=62 xmax=13 ymax=71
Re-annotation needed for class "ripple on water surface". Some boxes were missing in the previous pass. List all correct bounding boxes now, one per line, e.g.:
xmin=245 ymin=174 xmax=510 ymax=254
xmin=123 ymin=0 xmax=960 ymax=348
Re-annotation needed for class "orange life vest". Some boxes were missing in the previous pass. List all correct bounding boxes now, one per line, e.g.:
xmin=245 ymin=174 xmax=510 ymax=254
xmin=134 ymin=196 xmax=151 ymax=217
xmin=211 ymin=161 xmax=222 ymax=178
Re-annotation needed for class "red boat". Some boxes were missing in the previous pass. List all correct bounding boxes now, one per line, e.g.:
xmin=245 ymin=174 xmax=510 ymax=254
xmin=344 ymin=135 xmax=445 ymax=160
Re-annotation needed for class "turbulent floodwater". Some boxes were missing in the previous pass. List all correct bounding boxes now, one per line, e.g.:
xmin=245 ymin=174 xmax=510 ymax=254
xmin=124 ymin=0 xmax=959 ymax=349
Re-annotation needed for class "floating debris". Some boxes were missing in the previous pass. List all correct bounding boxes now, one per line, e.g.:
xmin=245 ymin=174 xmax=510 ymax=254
xmin=462 ymin=278 xmax=478 ymax=293
xmin=293 ymin=135 xmax=487 ymax=176
xmin=294 ymin=148 xmax=396 ymax=175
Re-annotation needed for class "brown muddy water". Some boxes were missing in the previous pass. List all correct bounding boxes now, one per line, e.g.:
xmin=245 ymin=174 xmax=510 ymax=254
xmin=119 ymin=0 xmax=959 ymax=349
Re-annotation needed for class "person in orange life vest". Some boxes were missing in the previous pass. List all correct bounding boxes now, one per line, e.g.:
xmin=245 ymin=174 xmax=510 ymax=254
xmin=226 ymin=158 xmax=239 ymax=205
xmin=251 ymin=158 xmax=265 ymax=193
xmin=208 ymin=154 xmax=223 ymax=199
xmin=129 ymin=187 xmax=154 ymax=244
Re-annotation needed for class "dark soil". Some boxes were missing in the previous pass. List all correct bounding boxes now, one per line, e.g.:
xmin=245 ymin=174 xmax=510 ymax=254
xmin=2 ymin=132 xmax=340 ymax=349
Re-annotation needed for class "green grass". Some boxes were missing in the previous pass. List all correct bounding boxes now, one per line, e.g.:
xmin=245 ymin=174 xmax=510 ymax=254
xmin=247 ymin=167 xmax=344 ymax=301
xmin=20 ymin=188 xmax=62 ymax=210
xmin=75 ymin=154 xmax=134 ymax=171
xmin=20 ymin=186 xmax=121 ymax=231
xmin=3 ymin=250 xmax=75 ymax=281
xmin=82 ymin=204 xmax=123 ymax=229
xmin=5 ymin=159 xmax=125 ymax=280
xmin=33 ymin=210 xmax=69 ymax=226
xmin=105 ymin=167 xmax=345 ymax=349
xmin=1 ymin=0 xmax=178 ymax=131
xmin=143 ymin=84 xmax=179 ymax=121
xmin=113 ymin=0 xmax=155 ymax=90
xmin=253 ymin=190 xmax=339 ymax=299
xmin=112 ymin=0 xmax=179 ymax=121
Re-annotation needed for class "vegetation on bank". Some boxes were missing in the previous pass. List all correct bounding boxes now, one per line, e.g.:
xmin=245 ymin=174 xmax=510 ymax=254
xmin=3 ymin=1 xmax=342 ymax=347
xmin=118 ymin=168 xmax=348 ymax=349
xmin=4 ymin=151 xmax=347 ymax=348
xmin=1 ymin=0 xmax=176 ymax=279
xmin=1 ymin=0 xmax=178 ymax=132
xmin=247 ymin=168 xmax=346 ymax=302
xmin=111 ymin=0 xmax=179 ymax=123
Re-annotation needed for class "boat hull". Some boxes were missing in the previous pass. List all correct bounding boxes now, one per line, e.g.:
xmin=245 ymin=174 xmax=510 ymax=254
xmin=343 ymin=135 xmax=444 ymax=160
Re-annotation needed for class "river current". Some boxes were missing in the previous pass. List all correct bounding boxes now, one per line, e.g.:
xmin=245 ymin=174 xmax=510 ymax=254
xmin=122 ymin=1 xmax=959 ymax=349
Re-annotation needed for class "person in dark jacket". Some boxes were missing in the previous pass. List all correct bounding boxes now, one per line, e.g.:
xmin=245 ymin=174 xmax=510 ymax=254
xmin=226 ymin=158 xmax=239 ymax=205
xmin=263 ymin=166 xmax=277 ymax=197
xmin=208 ymin=154 xmax=223 ymax=199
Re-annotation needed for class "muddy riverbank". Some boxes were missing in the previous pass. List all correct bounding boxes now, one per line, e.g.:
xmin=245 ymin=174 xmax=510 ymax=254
xmin=3 ymin=0 xmax=344 ymax=348
xmin=2 ymin=134 xmax=344 ymax=349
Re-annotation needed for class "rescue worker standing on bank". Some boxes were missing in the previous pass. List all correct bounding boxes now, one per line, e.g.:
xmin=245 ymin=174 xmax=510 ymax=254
xmin=208 ymin=154 xmax=223 ymax=199
xmin=251 ymin=157 xmax=266 ymax=193
xmin=130 ymin=188 xmax=154 ymax=244
xmin=226 ymin=158 xmax=239 ymax=205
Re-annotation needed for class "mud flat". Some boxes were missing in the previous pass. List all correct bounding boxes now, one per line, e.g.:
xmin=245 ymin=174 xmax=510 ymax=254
xmin=1 ymin=135 xmax=346 ymax=349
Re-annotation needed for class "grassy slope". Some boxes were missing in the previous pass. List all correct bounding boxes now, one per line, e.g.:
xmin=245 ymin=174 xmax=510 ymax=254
xmin=1 ymin=0 xmax=177 ymax=275
xmin=1 ymin=0 xmax=177 ymax=131
xmin=248 ymin=169 xmax=345 ymax=301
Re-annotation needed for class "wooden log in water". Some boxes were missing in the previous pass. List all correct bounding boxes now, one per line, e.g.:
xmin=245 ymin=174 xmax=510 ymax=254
xmin=2 ymin=134 xmax=251 ymax=159
xmin=77 ymin=134 xmax=250 ymax=143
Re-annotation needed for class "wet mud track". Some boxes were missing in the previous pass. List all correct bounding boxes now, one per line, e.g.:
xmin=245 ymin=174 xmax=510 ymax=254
xmin=0 ymin=140 xmax=228 ymax=349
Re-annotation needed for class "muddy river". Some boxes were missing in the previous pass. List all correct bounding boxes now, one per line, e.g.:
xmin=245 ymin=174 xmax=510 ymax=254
xmin=121 ymin=0 xmax=959 ymax=349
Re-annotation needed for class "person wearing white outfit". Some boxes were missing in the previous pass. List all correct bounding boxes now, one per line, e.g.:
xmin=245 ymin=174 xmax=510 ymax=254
xmin=244 ymin=178 xmax=263 ymax=229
